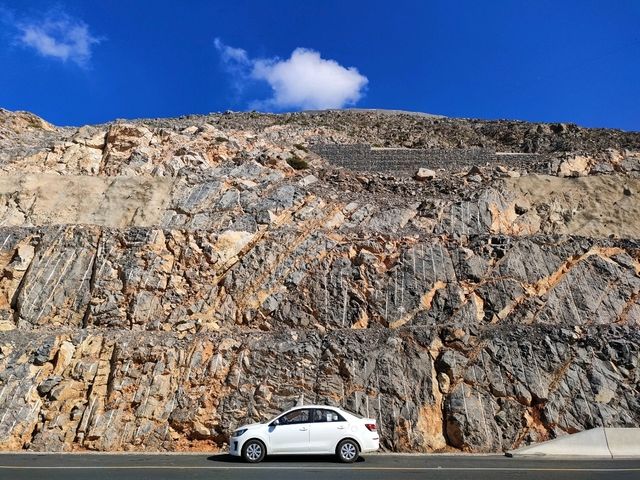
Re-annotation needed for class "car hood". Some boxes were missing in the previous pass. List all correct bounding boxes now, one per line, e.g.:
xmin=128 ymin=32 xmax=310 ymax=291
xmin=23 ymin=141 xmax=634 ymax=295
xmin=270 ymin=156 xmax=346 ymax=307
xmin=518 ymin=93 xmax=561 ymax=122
xmin=235 ymin=422 xmax=265 ymax=431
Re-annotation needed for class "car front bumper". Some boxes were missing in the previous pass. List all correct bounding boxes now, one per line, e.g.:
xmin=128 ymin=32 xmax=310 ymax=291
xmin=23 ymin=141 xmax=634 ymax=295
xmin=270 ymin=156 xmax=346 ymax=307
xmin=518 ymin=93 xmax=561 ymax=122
xmin=228 ymin=437 xmax=244 ymax=456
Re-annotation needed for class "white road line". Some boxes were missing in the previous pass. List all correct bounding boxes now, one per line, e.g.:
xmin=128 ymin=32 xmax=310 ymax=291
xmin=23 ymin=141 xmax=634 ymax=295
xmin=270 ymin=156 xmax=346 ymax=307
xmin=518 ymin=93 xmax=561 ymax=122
xmin=0 ymin=466 xmax=638 ymax=472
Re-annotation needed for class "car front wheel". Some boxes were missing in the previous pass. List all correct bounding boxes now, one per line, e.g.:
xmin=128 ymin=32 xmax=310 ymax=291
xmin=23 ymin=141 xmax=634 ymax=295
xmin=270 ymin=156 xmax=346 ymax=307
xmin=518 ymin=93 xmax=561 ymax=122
xmin=242 ymin=439 xmax=266 ymax=463
xmin=336 ymin=439 xmax=359 ymax=463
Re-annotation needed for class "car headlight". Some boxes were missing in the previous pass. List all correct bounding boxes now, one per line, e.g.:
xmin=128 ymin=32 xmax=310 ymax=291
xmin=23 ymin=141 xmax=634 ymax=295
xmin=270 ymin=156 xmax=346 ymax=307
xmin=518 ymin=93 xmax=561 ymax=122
xmin=232 ymin=428 xmax=247 ymax=437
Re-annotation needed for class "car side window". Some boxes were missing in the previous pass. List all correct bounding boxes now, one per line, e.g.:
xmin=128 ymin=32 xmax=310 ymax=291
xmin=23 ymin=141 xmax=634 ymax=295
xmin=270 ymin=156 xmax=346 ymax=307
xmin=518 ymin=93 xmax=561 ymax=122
xmin=279 ymin=409 xmax=311 ymax=425
xmin=312 ymin=409 xmax=345 ymax=423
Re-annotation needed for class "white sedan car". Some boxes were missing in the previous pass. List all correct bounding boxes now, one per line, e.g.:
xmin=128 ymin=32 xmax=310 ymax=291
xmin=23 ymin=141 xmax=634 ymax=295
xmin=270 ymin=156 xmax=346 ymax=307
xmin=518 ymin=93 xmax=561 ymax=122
xmin=228 ymin=405 xmax=379 ymax=463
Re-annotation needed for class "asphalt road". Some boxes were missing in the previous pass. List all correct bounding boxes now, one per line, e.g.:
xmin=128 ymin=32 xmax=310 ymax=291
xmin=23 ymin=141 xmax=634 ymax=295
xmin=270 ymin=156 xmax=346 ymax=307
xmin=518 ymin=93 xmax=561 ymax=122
xmin=0 ymin=453 xmax=638 ymax=480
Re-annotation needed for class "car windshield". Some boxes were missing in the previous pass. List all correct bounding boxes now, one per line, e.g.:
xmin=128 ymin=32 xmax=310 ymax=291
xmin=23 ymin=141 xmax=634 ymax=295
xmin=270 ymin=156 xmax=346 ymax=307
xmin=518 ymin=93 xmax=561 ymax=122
xmin=267 ymin=412 xmax=282 ymax=424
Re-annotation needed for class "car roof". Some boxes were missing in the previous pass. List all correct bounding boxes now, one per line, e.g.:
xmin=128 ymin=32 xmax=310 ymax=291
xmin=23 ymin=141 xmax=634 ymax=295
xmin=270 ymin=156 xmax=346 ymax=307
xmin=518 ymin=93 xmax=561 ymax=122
xmin=281 ymin=405 xmax=344 ymax=412
xmin=273 ymin=405 xmax=362 ymax=420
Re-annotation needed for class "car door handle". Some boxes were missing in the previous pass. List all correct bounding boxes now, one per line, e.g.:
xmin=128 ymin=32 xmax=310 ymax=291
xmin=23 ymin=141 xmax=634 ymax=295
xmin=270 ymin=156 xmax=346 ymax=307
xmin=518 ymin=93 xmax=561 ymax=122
xmin=337 ymin=426 xmax=345 ymax=430
xmin=299 ymin=427 xmax=308 ymax=431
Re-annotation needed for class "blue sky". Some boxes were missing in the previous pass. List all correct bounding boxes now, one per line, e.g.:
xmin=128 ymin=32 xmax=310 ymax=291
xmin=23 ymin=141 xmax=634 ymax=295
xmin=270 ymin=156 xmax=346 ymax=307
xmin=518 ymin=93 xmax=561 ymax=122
xmin=0 ymin=0 xmax=639 ymax=130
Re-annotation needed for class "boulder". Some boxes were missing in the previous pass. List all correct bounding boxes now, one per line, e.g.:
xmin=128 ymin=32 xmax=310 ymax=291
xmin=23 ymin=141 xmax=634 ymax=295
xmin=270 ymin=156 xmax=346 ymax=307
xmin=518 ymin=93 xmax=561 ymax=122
xmin=415 ymin=168 xmax=436 ymax=181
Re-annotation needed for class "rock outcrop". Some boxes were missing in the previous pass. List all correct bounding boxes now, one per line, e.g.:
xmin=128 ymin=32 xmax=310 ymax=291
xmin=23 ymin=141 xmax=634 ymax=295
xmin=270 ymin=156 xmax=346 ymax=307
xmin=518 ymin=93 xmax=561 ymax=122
xmin=0 ymin=108 xmax=638 ymax=452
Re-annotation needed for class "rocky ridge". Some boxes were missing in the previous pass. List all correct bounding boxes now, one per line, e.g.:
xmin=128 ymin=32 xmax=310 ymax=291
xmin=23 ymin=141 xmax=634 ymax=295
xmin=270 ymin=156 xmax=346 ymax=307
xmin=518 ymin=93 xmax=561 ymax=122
xmin=0 ymin=108 xmax=638 ymax=452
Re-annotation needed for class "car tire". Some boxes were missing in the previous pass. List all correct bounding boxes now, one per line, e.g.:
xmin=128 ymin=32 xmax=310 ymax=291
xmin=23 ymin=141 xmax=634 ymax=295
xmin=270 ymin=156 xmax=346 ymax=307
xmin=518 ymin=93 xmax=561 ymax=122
xmin=242 ymin=439 xmax=266 ymax=463
xmin=336 ymin=439 xmax=359 ymax=463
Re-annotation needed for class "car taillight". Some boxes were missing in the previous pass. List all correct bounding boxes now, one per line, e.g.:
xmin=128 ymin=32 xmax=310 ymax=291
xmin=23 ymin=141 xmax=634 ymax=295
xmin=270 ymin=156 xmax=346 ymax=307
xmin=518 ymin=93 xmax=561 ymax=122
xmin=365 ymin=423 xmax=376 ymax=431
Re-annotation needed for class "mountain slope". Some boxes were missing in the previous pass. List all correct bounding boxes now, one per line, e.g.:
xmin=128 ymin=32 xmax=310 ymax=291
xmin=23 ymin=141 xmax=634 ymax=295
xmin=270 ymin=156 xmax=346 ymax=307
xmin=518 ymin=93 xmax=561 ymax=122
xmin=0 ymin=108 xmax=638 ymax=452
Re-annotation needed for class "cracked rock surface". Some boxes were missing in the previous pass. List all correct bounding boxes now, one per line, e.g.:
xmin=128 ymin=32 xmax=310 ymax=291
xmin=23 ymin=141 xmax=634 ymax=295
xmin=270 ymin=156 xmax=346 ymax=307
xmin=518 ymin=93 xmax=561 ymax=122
xmin=0 ymin=108 xmax=638 ymax=452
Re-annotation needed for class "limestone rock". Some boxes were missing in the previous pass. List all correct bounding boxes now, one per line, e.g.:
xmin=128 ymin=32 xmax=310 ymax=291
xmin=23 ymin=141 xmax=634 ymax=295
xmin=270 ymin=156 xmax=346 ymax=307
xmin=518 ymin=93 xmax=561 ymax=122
xmin=415 ymin=168 xmax=436 ymax=180
xmin=558 ymin=155 xmax=589 ymax=177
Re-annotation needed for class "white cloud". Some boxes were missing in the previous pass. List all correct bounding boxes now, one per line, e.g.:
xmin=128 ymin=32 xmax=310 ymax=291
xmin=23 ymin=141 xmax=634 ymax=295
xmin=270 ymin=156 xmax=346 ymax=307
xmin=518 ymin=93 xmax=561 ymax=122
xmin=214 ymin=38 xmax=249 ymax=66
xmin=252 ymin=49 xmax=368 ymax=110
xmin=215 ymin=39 xmax=368 ymax=110
xmin=17 ymin=13 xmax=100 ymax=67
xmin=214 ymin=38 xmax=251 ymax=93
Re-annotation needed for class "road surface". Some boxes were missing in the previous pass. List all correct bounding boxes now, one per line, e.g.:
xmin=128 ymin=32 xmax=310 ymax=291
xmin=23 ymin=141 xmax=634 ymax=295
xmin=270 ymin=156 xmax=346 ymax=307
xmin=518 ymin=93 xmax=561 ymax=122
xmin=0 ymin=453 xmax=638 ymax=479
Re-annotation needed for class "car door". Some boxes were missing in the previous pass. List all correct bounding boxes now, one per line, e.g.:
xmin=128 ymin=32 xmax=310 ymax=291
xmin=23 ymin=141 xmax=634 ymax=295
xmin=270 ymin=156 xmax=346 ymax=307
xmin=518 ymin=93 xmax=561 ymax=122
xmin=268 ymin=408 xmax=311 ymax=453
xmin=309 ymin=408 xmax=348 ymax=453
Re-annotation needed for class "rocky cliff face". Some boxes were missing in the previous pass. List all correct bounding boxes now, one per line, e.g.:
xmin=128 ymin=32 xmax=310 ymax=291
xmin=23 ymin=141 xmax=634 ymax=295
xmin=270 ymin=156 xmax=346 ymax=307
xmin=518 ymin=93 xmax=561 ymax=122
xmin=0 ymin=108 xmax=638 ymax=452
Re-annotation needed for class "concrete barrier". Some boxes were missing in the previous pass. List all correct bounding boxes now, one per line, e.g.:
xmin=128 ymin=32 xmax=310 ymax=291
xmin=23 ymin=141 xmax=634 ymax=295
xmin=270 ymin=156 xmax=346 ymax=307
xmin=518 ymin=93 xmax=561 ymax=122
xmin=606 ymin=428 xmax=640 ymax=458
xmin=507 ymin=428 xmax=640 ymax=458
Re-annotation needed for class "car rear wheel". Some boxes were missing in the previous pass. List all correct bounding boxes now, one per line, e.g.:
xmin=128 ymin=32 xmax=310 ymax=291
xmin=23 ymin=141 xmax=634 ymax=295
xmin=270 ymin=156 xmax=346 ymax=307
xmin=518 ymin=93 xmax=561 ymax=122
xmin=336 ymin=439 xmax=359 ymax=463
xmin=242 ymin=439 xmax=266 ymax=463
